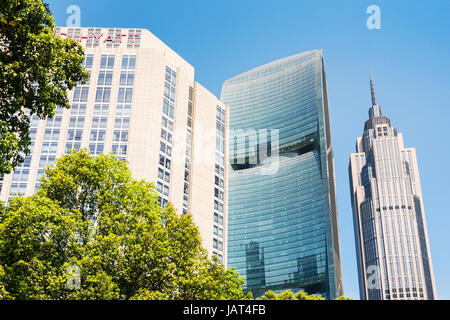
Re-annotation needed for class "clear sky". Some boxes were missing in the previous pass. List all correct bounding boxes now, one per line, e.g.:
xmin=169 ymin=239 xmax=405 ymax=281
xmin=46 ymin=0 xmax=450 ymax=299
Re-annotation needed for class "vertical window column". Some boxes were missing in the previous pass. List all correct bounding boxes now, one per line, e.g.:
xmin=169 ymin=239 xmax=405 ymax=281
xmin=8 ymin=114 xmax=40 ymax=199
xmin=213 ymin=105 xmax=226 ymax=263
xmin=35 ymin=108 xmax=62 ymax=191
xmin=182 ymin=86 xmax=194 ymax=214
xmin=112 ymin=55 xmax=134 ymax=161
xmin=65 ymin=54 xmax=93 ymax=153
xmin=65 ymin=103 xmax=86 ymax=152
xmin=156 ymin=66 xmax=176 ymax=208
xmin=90 ymin=54 xmax=114 ymax=156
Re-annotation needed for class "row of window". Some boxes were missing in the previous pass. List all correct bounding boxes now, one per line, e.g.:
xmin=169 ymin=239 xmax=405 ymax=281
xmin=156 ymin=67 xmax=177 ymax=208
xmin=182 ymin=86 xmax=194 ymax=214
xmin=213 ymin=106 xmax=226 ymax=263
xmin=111 ymin=56 xmax=134 ymax=161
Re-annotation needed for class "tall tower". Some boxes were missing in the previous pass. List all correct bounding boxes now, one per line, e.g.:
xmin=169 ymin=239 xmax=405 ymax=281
xmin=349 ymin=76 xmax=437 ymax=300
xmin=221 ymin=50 xmax=343 ymax=299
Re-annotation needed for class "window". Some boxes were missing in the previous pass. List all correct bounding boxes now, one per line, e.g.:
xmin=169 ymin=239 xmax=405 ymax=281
xmin=121 ymin=55 xmax=136 ymax=70
xmin=164 ymin=171 xmax=170 ymax=183
xmin=188 ymin=101 xmax=193 ymax=116
xmin=111 ymin=144 xmax=127 ymax=156
xmin=100 ymin=54 xmax=115 ymax=69
xmin=117 ymin=87 xmax=133 ymax=103
xmin=91 ymin=117 xmax=107 ymax=129
xmin=216 ymin=106 xmax=226 ymax=123
xmin=95 ymin=87 xmax=111 ymax=103
xmin=73 ymin=86 xmax=89 ymax=102
xmin=90 ymin=130 xmax=105 ymax=141
xmin=113 ymin=130 xmax=128 ymax=142
xmin=115 ymin=118 xmax=130 ymax=129
xmin=67 ymin=129 xmax=82 ymax=141
xmin=97 ymin=71 xmax=113 ymax=86
xmin=71 ymin=104 xmax=86 ymax=115
xmin=12 ymin=170 xmax=29 ymax=182
xmin=83 ymin=54 xmax=94 ymax=69
xmin=89 ymin=143 xmax=104 ymax=155
xmin=46 ymin=116 xmax=62 ymax=128
xmin=119 ymin=71 xmax=134 ymax=86
xmin=69 ymin=117 xmax=84 ymax=129
xmin=158 ymin=168 xmax=164 ymax=180
xmin=9 ymin=183 xmax=27 ymax=198
xmin=41 ymin=142 xmax=58 ymax=154
xmin=44 ymin=128 xmax=60 ymax=141
xmin=116 ymin=104 xmax=131 ymax=117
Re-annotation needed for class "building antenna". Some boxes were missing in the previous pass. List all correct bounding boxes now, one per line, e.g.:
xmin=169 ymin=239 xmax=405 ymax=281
xmin=370 ymin=73 xmax=376 ymax=106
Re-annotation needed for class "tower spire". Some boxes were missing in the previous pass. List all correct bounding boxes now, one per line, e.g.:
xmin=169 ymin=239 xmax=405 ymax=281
xmin=370 ymin=73 xmax=376 ymax=106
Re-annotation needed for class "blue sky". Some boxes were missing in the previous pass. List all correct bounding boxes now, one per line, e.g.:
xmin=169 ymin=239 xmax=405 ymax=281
xmin=46 ymin=0 xmax=450 ymax=299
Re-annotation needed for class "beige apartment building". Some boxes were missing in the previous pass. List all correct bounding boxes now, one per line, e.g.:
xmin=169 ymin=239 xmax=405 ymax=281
xmin=0 ymin=27 xmax=227 ymax=264
xmin=349 ymin=77 xmax=436 ymax=300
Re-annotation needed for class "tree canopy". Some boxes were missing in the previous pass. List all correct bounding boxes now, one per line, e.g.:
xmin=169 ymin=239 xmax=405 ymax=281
xmin=0 ymin=0 xmax=88 ymax=174
xmin=0 ymin=150 xmax=250 ymax=300
xmin=260 ymin=289 xmax=351 ymax=300
xmin=0 ymin=150 xmax=352 ymax=301
xmin=260 ymin=289 xmax=325 ymax=300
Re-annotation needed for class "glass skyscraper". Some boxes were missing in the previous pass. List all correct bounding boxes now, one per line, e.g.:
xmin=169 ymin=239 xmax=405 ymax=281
xmin=348 ymin=77 xmax=437 ymax=300
xmin=221 ymin=50 xmax=343 ymax=299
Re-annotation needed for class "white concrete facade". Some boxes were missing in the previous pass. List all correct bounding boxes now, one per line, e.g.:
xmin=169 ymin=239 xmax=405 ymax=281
xmin=0 ymin=27 xmax=227 ymax=263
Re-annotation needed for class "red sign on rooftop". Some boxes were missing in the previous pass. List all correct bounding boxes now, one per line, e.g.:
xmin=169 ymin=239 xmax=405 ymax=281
xmin=56 ymin=30 xmax=140 ymax=44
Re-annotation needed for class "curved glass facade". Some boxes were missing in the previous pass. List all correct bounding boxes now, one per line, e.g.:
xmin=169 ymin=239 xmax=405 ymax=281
xmin=221 ymin=50 xmax=343 ymax=298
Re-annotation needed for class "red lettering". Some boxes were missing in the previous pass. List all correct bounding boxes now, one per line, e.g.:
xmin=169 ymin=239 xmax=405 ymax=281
xmin=116 ymin=33 xmax=127 ymax=43
xmin=92 ymin=33 xmax=103 ymax=42
xmin=79 ymin=33 xmax=91 ymax=42
xmin=59 ymin=32 xmax=69 ymax=39
xmin=103 ymin=34 xmax=114 ymax=43
xmin=129 ymin=33 xmax=140 ymax=43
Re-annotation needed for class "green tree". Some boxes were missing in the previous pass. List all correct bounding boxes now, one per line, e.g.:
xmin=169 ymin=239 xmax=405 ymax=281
xmin=0 ymin=0 xmax=88 ymax=174
xmin=0 ymin=150 xmax=249 ymax=300
xmin=260 ymin=289 xmax=352 ymax=300
xmin=260 ymin=289 xmax=324 ymax=300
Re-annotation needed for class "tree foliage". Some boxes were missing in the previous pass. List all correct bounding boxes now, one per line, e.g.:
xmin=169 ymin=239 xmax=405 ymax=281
xmin=0 ymin=0 xmax=89 ymax=174
xmin=260 ymin=289 xmax=325 ymax=300
xmin=260 ymin=289 xmax=351 ymax=300
xmin=0 ymin=150 xmax=249 ymax=300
